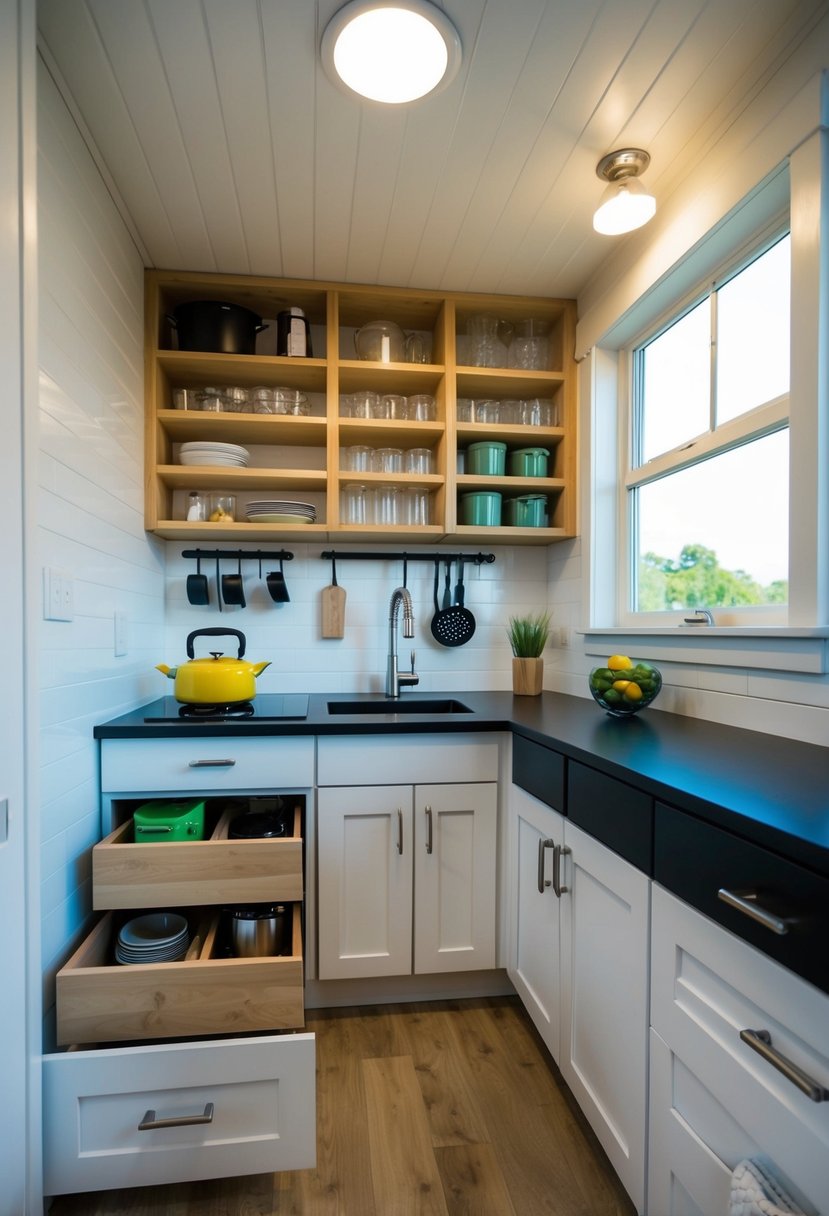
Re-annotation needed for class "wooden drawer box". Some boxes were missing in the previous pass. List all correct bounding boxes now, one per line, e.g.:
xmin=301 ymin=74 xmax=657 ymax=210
xmin=93 ymin=804 xmax=303 ymax=910
xmin=56 ymin=905 xmax=304 ymax=1046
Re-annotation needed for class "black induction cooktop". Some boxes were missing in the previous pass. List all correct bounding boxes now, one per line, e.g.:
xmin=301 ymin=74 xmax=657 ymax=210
xmin=143 ymin=694 xmax=309 ymax=723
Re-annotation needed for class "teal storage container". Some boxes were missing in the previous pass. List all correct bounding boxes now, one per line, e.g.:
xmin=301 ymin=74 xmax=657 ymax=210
xmin=460 ymin=491 xmax=502 ymax=526
xmin=466 ymin=441 xmax=507 ymax=476
xmin=134 ymin=799 xmax=206 ymax=841
xmin=504 ymin=494 xmax=549 ymax=528
xmin=508 ymin=447 xmax=549 ymax=477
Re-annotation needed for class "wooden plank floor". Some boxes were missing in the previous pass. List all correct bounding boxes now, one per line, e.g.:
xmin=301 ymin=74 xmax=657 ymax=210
xmin=49 ymin=996 xmax=636 ymax=1216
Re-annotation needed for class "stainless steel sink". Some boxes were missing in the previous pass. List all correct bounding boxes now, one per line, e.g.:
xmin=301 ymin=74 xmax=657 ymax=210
xmin=327 ymin=698 xmax=473 ymax=715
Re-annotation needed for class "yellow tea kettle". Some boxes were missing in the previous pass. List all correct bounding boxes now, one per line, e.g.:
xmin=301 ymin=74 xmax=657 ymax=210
xmin=156 ymin=629 xmax=270 ymax=704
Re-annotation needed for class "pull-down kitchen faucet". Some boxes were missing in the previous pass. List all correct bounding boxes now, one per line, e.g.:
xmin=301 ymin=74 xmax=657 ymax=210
xmin=386 ymin=587 xmax=419 ymax=699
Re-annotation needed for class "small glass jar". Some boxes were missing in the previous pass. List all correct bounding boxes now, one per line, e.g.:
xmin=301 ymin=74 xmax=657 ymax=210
xmin=173 ymin=387 xmax=201 ymax=410
xmin=405 ymin=488 xmax=431 ymax=526
xmin=186 ymin=491 xmax=208 ymax=521
xmin=408 ymin=393 xmax=436 ymax=421
xmin=456 ymin=398 xmax=473 ymax=422
xmin=382 ymin=394 xmax=409 ymax=420
xmin=209 ymin=493 xmax=236 ymax=522
xmin=374 ymin=485 xmax=401 ymax=525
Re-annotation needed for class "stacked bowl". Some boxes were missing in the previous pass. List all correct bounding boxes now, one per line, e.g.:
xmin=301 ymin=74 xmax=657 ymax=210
xmin=115 ymin=912 xmax=189 ymax=965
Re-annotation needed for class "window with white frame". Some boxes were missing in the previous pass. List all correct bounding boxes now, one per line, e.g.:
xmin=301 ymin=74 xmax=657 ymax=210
xmin=622 ymin=232 xmax=791 ymax=625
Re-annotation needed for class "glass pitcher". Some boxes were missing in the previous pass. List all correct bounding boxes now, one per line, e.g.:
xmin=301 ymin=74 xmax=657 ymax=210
xmin=466 ymin=315 xmax=512 ymax=368
xmin=508 ymin=318 xmax=550 ymax=370
xmin=354 ymin=320 xmax=406 ymax=363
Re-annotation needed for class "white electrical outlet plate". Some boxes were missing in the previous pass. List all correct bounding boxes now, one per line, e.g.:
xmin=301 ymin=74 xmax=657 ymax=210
xmin=43 ymin=568 xmax=74 ymax=622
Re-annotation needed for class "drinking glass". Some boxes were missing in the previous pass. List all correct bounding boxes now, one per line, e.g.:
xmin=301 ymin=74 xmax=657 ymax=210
xmin=341 ymin=484 xmax=369 ymax=524
xmin=341 ymin=445 xmax=373 ymax=471
xmin=520 ymin=398 xmax=554 ymax=427
xmin=349 ymin=390 xmax=380 ymax=419
xmin=475 ymin=400 xmax=500 ymax=424
xmin=508 ymin=319 xmax=550 ymax=370
xmin=372 ymin=447 xmax=404 ymax=472
xmin=456 ymin=398 xmax=473 ymax=422
xmin=382 ymin=394 xmax=409 ymax=420
xmin=375 ymin=485 xmax=401 ymax=525
xmin=405 ymin=488 xmax=431 ymax=525
xmin=404 ymin=448 xmax=433 ymax=474
xmin=408 ymin=393 xmax=436 ymax=421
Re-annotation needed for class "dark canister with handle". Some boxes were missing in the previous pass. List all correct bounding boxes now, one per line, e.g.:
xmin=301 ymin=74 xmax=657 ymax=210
xmin=276 ymin=308 xmax=312 ymax=357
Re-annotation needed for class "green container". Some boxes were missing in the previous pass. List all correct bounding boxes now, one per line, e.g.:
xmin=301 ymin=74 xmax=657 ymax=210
xmin=460 ymin=491 xmax=502 ymax=526
xmin=508 ymin=447 xmax=549 ymax=477
xmin=466 ymin=441 xmax=507 ymax=476
xmin=134 ymin=799 xmax=206 ymax=842
xmin=504 ymin=494 xmax=549 ymax=528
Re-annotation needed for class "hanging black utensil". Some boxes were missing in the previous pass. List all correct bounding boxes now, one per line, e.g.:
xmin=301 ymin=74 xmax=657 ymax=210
xmin=221 ymin=555 xmax=246 ymax=607
xmin=186 ymin=554 xmax=210 ymax=606
xmin=431 ymin=556 xmax=476 ymax=647
xmin=215 ymin=554 xmax=223 ymax=612
xmin=267 ymin=557 xmax=290 ymax=603
xmin=442 ymin=559 xmax=452 ymax=609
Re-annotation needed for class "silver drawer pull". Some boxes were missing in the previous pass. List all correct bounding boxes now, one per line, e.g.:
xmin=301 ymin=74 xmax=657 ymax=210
xmin=139 ymin=1101 xmax=215 ymax=1130
xmin=187 ymin=759 xmax=236 ymax=768
xmin=553 ymin=844 xmax=571 ymax=898
xmin=537 ymin=838 xmax=554 ymax=893
xmin=717 ymin=888 xmax=794 ymax=935
xmin=740 ymin=1030 xmax=829 ymax=1102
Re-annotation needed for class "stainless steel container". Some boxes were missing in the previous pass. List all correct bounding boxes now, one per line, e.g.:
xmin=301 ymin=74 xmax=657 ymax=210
xmin=228 ymin=904 xmax=289 ymax=958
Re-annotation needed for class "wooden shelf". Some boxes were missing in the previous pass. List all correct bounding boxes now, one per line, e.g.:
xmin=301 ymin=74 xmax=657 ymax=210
xmin=145 ymin=271 xmax=578 ymax=543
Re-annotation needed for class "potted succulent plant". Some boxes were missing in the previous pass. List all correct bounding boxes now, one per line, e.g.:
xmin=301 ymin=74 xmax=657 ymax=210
xmin=507 ymin=612 xmax=551 ymax=696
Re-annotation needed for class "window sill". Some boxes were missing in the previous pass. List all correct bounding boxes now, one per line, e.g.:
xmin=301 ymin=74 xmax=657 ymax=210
xmin=581 ymin=627 xmax=829 ymax=674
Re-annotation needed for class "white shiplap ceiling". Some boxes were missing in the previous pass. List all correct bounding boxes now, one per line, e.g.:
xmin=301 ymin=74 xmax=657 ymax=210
xmin=37 ymin=0 xmax=829 ymax=299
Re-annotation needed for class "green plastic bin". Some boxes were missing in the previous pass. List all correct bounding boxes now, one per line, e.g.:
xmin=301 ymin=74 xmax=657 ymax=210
xmin=133 ymin=799 xmax=206 ymax=842
xmin=466 ymin=441 xmax=507 ymax=476
xmin=504 ymin=494 xmax=549 ymax=528
xmin=508 ymin=447 xmax=549 ymax=477
xmin=460 ymin=491 xmax=502 ymax=526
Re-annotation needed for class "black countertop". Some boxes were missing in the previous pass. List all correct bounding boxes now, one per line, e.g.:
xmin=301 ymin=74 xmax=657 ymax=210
xmin=95 ymin=690 xmax=829 ymax=878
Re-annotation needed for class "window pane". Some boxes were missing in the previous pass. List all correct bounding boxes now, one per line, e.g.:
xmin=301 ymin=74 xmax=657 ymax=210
xmin=640 ymin=299 xmax=710 ymax=463
xmin=635 ymin=429 xmax=789 ymax=611
xmin=716 ymin=235 xmax=790 ymax=424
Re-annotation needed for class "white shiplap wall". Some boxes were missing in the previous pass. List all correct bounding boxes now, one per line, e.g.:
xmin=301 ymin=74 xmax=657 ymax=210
xmin=37 ymin=61 xmax=166 ymax=1006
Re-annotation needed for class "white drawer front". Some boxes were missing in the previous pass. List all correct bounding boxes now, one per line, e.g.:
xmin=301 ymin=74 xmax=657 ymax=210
xmin=101 ymin=736 xmax=315 ymax=793
xmin=43 ymin=1032 xmax=315 ymax=1195
xmin=317 ymin=733 xmax=500 ymax=785
xmin=650 ymin=885 xmax=829 ymax=1213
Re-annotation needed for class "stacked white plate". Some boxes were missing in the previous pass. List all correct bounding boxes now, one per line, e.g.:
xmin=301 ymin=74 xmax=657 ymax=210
xmin=179 ymin=441 xmax=250 ymax=467
xmin=245 ymin=499 xmax=317 ymax=524
xmin=115 ymin=912 xmax=190 ymax=965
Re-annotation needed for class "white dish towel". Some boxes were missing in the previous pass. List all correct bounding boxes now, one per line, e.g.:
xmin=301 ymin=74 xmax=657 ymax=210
xmin=729 ymin=1158 xmax=806 ymax=1216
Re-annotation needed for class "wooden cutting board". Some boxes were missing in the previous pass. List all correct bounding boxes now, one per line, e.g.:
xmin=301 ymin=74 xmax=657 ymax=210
xmin=321 ymin=580 xmax=346 ymax=638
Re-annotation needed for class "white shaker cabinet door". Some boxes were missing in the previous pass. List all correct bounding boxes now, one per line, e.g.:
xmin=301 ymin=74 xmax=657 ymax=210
xmin=559 ymin=821 xmax=649 ymax=1216
xmin=413 ymin=782 xmax=497 ymax=974
xmin=507 ymin=784 xmax=564 ymax=1063
xmin=317 ymin=785 xmax=413 ymax=980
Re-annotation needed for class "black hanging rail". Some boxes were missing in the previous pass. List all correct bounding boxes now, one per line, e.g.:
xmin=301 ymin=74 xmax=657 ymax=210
xmin=319 ymin=550 xmax=495 ymax=566
xmin=182 ymin=548 xmax=294 ymax=561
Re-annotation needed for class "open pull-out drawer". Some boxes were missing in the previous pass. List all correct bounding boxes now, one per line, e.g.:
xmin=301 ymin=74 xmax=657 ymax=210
xmin=92 ymin=803 xmax=303 ymax=909
xmin=56 ymin=905 xmax=304 ymax=1046
xmin=43 ymin=1030 xmax=316 ymax=1195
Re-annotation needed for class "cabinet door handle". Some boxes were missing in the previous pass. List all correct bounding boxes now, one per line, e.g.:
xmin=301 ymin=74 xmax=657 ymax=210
xmin=740 ymin=1029 xmax=829 ymax=1102
xmin=717 ymin=887 xmax=794 ymax=935
xmin=425 ymin=806 xmax=433 ymax=854
xmin=188 ymin=758 xmax=236 ymax=768
xmin=396 ymin=808 xmax=403 ymax=855
xmin=139 ymin=1102 xmax=215 ymax=1131
xmin=537 ymin=838 xmax=555 ymax=893
xmin=553 ymin=844 xmax=571 ymax=898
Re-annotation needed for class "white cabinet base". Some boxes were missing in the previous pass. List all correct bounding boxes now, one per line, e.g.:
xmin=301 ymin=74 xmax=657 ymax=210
xmin=43 ymin=1032 xmax=315 ymax=1196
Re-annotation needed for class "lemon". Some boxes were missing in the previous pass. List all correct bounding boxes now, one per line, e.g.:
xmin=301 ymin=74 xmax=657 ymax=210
xmin=623 ymin=683 xmax=643 ymax=702
xmin=607 ymin=654 xmax=633 ymax=671
xmin=612 ymin=679 xmax=631 ymax=692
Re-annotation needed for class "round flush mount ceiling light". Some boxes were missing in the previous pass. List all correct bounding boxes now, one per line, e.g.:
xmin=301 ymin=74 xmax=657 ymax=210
xmin=321 ymin=1 xmax=462 ymax=104
xmin=592 ymin=148 xmax=656 ymax=236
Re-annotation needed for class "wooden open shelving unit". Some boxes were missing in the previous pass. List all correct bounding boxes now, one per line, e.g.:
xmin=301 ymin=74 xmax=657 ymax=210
xmin=145 ymin=270 xmax=578 ymax=544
